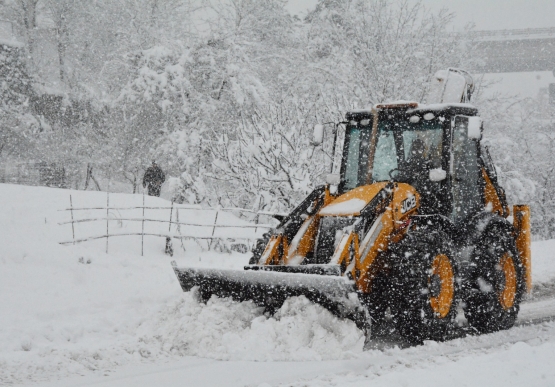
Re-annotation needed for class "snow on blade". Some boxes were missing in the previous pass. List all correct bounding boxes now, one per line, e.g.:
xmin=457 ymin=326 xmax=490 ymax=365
xmin=138 ymin=292 xmax=364 ymax=362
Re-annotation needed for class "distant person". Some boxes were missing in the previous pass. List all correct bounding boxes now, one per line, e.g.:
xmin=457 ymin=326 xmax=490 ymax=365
xmin=143 ymin=161 xmax=165 ymax=197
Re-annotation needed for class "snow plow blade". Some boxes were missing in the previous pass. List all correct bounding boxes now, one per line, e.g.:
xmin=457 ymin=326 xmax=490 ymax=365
xmin=172 ymin=266 xmax=369 ymax=331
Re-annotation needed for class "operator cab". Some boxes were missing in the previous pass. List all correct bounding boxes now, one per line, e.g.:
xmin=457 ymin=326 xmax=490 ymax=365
xmin=337 ymin=103 xmax=482 ymax=224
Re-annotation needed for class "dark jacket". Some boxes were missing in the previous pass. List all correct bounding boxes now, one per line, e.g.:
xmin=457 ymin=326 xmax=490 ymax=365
xmin=143 ymin=165 xmax=165 ymax=188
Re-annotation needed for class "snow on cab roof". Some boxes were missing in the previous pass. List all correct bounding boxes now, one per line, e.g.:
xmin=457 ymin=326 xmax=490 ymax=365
xmin=375 ymin=100 xmax=418 ymax=109
xmin=346 ymin=102 xmax=477 ymax=117
xmin=348 ymin=109 xmax=373 ymax=114
xmin=407 ymin=103 xmax=477 ymax=113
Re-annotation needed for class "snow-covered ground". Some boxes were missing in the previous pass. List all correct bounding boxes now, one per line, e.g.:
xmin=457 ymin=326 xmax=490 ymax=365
xmin=1 ymin=183 xmax=555 ymax=386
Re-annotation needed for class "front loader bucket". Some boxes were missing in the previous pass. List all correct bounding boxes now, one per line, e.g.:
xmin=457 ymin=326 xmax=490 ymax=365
xmin=172 ymin=266 xmax=369 ymax=331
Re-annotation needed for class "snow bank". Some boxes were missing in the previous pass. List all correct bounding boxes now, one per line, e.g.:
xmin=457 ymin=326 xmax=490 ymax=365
xmin=1 ymin=292 xmax=363 ymax=384
xmin=139 ymin=292 xmax=363 ymax=362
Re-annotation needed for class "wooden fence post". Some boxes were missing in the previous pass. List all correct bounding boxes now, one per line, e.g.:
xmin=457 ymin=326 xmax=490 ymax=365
xmin=106 ymin=191 xmax=109 ymax=254
xmin=168 ymin=201 xmax=174 ymax=232
xmin=176 ymin=207 xmax=186 ymax=252
xmin=165 ymin=201 xmax=175 ymax=256
xmin=210 ymin=209 xmax=219 ymax=250
xmin=70 ymin=195 xmax=75 ymax=244
xmin=254 ymin=212 xmax=260 ymax=235
xmin=141 ymin=191 xmax=145 ymax=256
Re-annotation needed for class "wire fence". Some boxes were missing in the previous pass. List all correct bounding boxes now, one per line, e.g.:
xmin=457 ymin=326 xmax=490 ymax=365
xmin=58 ymin=192 xmax=277 ymax=256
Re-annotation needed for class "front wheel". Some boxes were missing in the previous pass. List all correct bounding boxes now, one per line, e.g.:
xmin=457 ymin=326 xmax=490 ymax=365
xmin=389 ymin=231 xmax=459 ymax=344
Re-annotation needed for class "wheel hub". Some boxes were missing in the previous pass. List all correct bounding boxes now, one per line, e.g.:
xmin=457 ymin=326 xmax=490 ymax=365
xmin=498 ymin=253 xmax=517 ymax=310
xmin=429 ymin=254 xmax=455 ymax=318
xmin=429 ymin=274 xmax=442 ymax=297
xmin=495 ymin=266 xmax=506 ymax=292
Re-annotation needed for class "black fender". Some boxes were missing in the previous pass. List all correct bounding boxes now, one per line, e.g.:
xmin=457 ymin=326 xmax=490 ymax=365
xmin=463 ymin=211 xmax=513 ymax=248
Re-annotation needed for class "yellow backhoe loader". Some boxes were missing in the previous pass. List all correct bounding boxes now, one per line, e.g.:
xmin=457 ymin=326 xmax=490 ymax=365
xmin=173 ymin=69 xmax=531 ymax=343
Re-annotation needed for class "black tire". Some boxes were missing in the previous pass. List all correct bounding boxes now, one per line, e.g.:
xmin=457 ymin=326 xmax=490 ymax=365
xmin=464 ymin=221 xmax=525 ymax=333
xmin=361 ymin=269 xmax=392 ymax=338
xmin=389 ymin=231 xmax=459 ymax=344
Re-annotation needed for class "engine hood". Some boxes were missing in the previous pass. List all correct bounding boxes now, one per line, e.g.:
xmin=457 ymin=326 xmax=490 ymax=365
xmin=318 ymin=182 xmax=391 ymax=217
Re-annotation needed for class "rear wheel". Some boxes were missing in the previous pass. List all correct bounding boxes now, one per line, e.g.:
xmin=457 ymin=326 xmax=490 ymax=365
xmin=464 ymin=222 xmax=525 ymax=333
xmin=389 ymin=231 xmax=459 ymax=344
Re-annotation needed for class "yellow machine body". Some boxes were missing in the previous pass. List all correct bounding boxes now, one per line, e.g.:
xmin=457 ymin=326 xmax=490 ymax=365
xmin=513 ymin=205 xmax=532 ymax=292
xmin=258 ymin=182 xmax=419 ymax=294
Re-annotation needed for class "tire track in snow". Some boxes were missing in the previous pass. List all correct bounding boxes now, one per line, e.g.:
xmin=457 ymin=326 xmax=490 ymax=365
xmin=282 ymin=320 xmax=555 ymax=386
xmin=280 ymin=294 xmax=555 ymax=387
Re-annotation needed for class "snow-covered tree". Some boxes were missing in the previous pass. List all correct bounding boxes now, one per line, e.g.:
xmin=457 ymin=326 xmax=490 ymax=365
xmin=0 ymin=41 xmax=38 ymax=160
xmin=205 ymin=0 xmax=477 ymax=210
xmin=299 ymin=0 xmax=475 ymax=107
xmin=210 ymin=99 xmax=325 ymax=211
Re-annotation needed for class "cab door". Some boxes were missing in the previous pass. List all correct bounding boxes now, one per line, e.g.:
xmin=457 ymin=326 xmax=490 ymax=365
xmin=451 ymin=116 xmax=482 ymax=224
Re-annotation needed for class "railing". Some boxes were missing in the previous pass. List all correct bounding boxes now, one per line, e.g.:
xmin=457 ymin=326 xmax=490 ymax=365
xmin=58 ymin=192 xmax=277 ymax=255
xmin=466 ymin=27 xmax=555 ymax=40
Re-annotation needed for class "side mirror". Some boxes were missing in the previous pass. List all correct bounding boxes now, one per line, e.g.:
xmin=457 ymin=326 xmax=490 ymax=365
xmin=326 ymin=173 xmax=341 ymax=185
xmin=429 ymin=168 xmax=447 ymax=182
xmin=311 ymin=124 xmax=324 ymax=146
xmin=467 ymin=117 xmax=482 ymax=139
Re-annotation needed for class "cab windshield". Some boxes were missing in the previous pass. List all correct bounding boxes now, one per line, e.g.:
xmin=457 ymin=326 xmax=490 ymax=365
xmin=341 ymin=114 xmax=443 ymax=190
xmin=373 ymin=115 xmax=443 ymax=182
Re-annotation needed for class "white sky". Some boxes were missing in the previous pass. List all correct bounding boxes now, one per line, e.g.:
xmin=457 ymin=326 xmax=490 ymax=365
xmin=285 ymin=0 xmax=555 ymax=31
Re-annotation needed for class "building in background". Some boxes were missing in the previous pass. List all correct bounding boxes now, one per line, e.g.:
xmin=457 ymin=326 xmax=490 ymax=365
xmin=469 ymin=27 xmax=555 ymax=108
